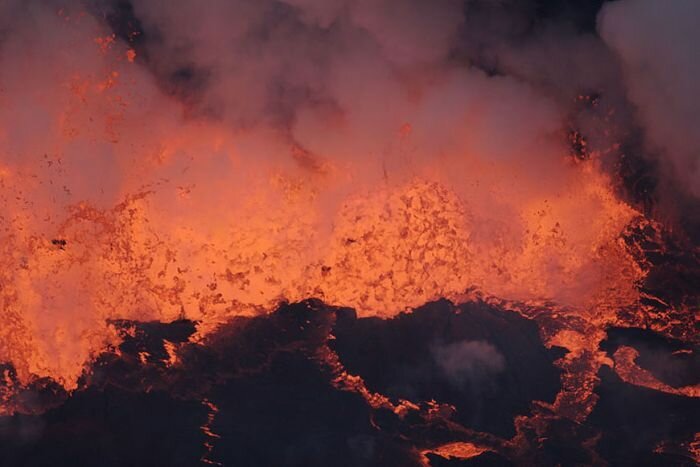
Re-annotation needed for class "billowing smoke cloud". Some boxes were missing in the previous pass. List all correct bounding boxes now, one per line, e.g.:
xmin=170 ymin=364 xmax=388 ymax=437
xmin=128 ymin=0 xmax=567 ymax=181
xmin=432 ymin=340 xmax=505 ymax=387
xmin=0 ymin=0 xmax=672 ymax=395
xmin=598 ymin=0 xmax=700 ymax=198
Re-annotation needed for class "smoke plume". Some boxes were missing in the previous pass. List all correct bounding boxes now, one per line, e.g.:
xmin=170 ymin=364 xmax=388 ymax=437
xmin=599 ymin=0 xmax=700 ymax=198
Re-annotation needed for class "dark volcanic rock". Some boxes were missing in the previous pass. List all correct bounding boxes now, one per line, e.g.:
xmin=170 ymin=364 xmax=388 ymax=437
xmin=331 ymin=299 xmax=563 ymax=438
xmin=6 ymin=300 xmax=694 ymax=466
xmin=588 ymin=366 xmax=700 ymax=466
xmin=0 ymin=387 xmax=207 ymax=467
xmin=426 ymin=451 xmax=514 ymax=466
xmin=207 ymin=351 xmax=417 ymax=467
xmin=602 ymin=327 xmax=700 ymax=388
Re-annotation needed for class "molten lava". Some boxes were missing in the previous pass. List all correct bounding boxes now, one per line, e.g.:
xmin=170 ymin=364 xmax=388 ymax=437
xmin=0 ymin=3 xmax=697 ymax=466
xmin=0 ymin=7 xmax=647 ymax=394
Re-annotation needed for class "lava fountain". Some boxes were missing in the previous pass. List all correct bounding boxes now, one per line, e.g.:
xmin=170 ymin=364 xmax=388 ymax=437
xmin=0 ymin=1 xmax=697 ymax=465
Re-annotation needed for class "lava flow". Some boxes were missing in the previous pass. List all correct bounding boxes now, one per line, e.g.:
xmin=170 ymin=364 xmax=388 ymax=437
xmin=0 ymin=1 xmax=698 ymax=466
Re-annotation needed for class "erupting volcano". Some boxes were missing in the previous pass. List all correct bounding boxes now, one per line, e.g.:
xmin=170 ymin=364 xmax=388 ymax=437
xmin=0 ymin=0 xmax=698 ymax=465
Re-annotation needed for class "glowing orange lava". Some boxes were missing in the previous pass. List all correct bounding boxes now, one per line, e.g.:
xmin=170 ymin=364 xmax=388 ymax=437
xmin=0 ymin=6 xmax=684 ymax=428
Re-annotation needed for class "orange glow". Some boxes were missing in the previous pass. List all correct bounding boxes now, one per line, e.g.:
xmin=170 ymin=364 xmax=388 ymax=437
xmin=612 ymin=346 xmax=700 ymax=398
xmin=691 ymin=433 xmax=700 ymax=464
xmin=162 ymin=340 xmax=179 ymax=367
xmin=94 ymin=34 xmax=116 ymax=54
xmin=200 ymin=398 xmax=222 ymax=466
xmin=420 ymin=442 xmax=490 ymax=465
xmin=0 ymin=7 xmax=693 ymax=431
